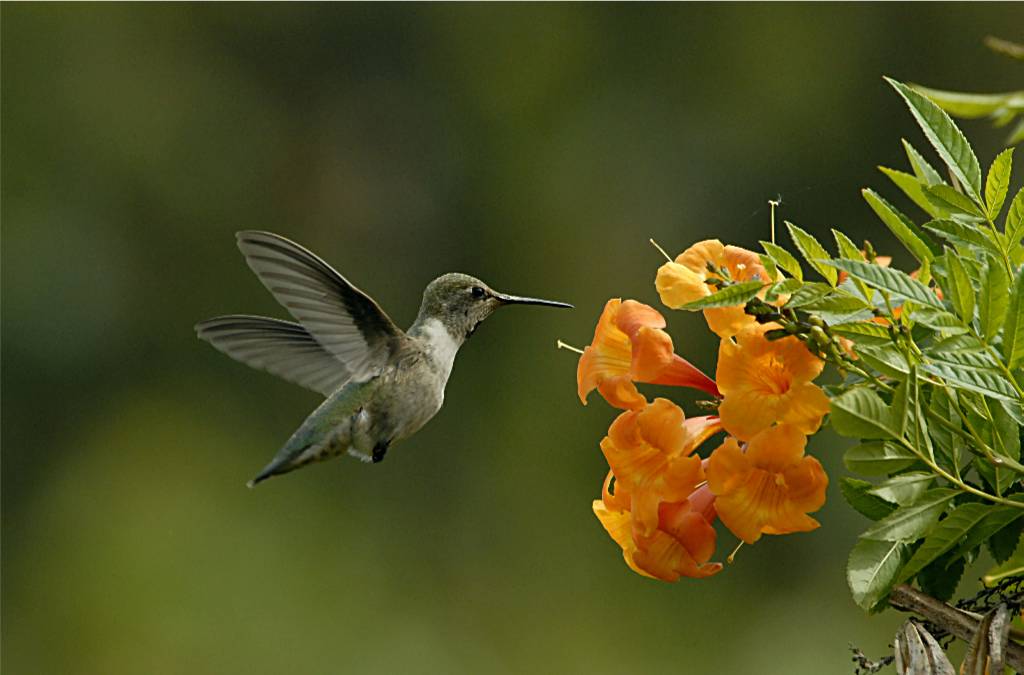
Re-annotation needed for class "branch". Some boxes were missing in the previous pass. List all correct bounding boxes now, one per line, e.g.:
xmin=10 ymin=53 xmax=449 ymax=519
xmin=889 ymin=584 xmax=1024 ymax=672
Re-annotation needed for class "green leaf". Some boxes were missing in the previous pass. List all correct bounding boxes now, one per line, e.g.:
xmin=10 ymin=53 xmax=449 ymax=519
xmin=831 ymin=388 xmax=903 ymax=440
xmin=910 ymin=84 xmax=1024 ymax=118
xmin=921 ymin=351 xmax=1018 ymax=401
xmin=916 ymin=552 xmax=965 ymax=602
xmin=983 ymin=538 xmax=1024 ymax=586
xmin=923 ymin=218 xmax=1004 ymax=258
xmin=827 ymin=259 xmax=944 ymax=309
xmin=879 ymin=166 xmax=947 ymax=219
xmin=912 ymin=308 xmax=968 ymax=335
xmin=943 ymin=247 xmax=975 ymax=323
xmin=799 ymin=293 xmax=873 ymax=324
xmin=760 ymin=241 xmax=802 ymax=281
xmin=831 ymin=229 xmax=873 ymax=299
xmin=868 ymin=472 xmax=934 ymax=506
xmin=888 ymin=78 xmax=983 ymax=204
xmin=831 ymin=321 xmax=893 ymax=345
xmin=985 ymin=147 xmax=1014 ymax=220
xmin=1004 ymin=187 xmax=1024 ymax=245
xmin=785 ymin=222 xmax=837 ymax=286
xmin=955 ymin=506 xmax=1024 ymax=560
xmin=784 ymin=282 xmax=833 ymax=309
xmin=844 ymin=441 xmax=918 ymax=475
xmin=897 ymin=502 xmax=989 ymax=582
xmin=902 ymin=138 xmax=943 ymax=185
xmin=678 ymin=281 xmax=765 ymax=310
xmin=925 ymin=184 xmax=985 ymax=217
xmin=1003 ymin=266 xmax=1024 ymax=370
xmin=860 ymin=488 xmax=957 ymax=541
xmin=978 ymin=256 xmax=1010 ymax=342
xmin=847 ymin=538 xmax=910 ymax=610
xmin=987 ymin=517 xmax=1023 ymax=563
xmin=856 ymin=344 xmax=911 ymax=379
xmin=929 ymin=334 xmax=985 ymax=354
xmin=862 ymin=188 xmax=935 ymax=263
xmin=841 ymin=477 xmax=898 ymax=520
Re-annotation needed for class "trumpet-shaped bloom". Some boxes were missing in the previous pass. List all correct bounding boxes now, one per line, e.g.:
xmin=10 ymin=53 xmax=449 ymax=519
xmin=655 ymin=239 xmax=774 ymax=338
xmin=706 ymin=425 xmax=828 ymax=544
xmin=716 ymin=323 xmax=829 ymax=441
xmin=594 ymin=473 xmax=722 ymax=581
xmin=599 ymin=398 xmax=721 ymax=536
xmin=577 ymin=299 xmax=719 ymax=409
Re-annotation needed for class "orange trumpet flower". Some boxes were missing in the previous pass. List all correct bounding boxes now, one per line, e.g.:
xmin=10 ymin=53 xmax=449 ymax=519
xmin=577 ymin=299 xmax=719 ymax=410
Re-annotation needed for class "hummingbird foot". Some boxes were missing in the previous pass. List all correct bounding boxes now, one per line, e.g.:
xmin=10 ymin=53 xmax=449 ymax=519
xmin=372 ymin=441 xmax=390 ymax=464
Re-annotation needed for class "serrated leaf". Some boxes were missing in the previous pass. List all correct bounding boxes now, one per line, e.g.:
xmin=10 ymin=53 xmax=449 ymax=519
xmin=831 ymin=321 xmax=893 ymax=345
xmin=921 ymin=352 xmax=1018 ymax=401
xmin=1003 ymin=187 xmax=1024 ymax=245
xmin=956 ymin=506 xmax=1024 ymax=560
xmin=844 ymin=441 xmax=918 ymax=475
xmin=903 ymin=138 xmax=944 ymax=185
xmin=786 ymin=222 xmax=837 ymax=285
xmin=784 ymin=282 xmax=832 ymax=308
xmin=910 ymin=84 xmax=1023 ymax=118
xmin=1002 ymin=266 xmax=1024 ymax=369
xmin=978 ymin=256 xmax=1010 ymax=342
xmin=912 ymin=308 xmax=969 ymax=335
xmin=943 ymin=247 xmax=975 ymax=323
xmin=925 ymin=184 xmax=985 ymax=217
xmin=760 ymin=241 xmax=802 ymax=281
xmin=983 ymin=537 xmax=1024 ymax=586
xmin=856 ymin=344 xmax=911 ymax=378
xmin=869 ymin=472 xmax=934 ymax=506
xmin=897 ymin=502 xmax=990 ymax=582
xmin=879 ymin=166 xmax=948 ymax=219
xmin=799 ymin=292 xmax=873 ymax=324
xmin=862 ymin=188 xmax=935 ymax=263
xmin=985 ymin=147 xmax=1014 ymax=220
xmin=831 ymin=229 xmax=874 ymax=300
xmin=987 ymin=517 xmax=1023 ymax=563
xmin=841 ymin=477 xmax=898 ymax=520
xmin=831 ymin=388 xmax=903 ymax=440
xmin=923 ymin=218 xmax=1004 ymax=258
xmin=889 ymin=78 xmax=982 ymax=203
xmin=847 ymin=538 xmax=909 ymax=610
xmin=860 ymin=488 xmax=957 ymax=541
xmin=929 ymin=334 xmax=985 ymax=353
xmin=678 ymin=280 xmax=765 ymax=310
xmin=827 ymin=259 xmax=945 ymax=309
xmin=917 ymin=552 xmax=966 ymax=603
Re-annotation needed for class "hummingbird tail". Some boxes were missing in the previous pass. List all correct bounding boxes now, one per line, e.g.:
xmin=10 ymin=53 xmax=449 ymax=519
xmin=246 ymin=441 xmax=317 ymax=488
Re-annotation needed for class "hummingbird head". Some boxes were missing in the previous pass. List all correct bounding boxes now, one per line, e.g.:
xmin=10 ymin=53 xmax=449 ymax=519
xmin=416 ymin=273 xmax=572 ymax=341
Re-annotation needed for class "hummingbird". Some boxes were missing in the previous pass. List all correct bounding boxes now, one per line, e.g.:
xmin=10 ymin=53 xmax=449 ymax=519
xmin=196 ymin=231 xmax=572 ymax=487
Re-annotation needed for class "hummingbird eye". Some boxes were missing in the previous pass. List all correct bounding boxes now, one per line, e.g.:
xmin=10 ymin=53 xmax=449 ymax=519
xmin=470 ymin=286 xmax=486 ymax=299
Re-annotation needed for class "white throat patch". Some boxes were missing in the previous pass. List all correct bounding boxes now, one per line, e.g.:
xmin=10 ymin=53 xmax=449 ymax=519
xmin=420 ymin=318 xmax=461 ymax=382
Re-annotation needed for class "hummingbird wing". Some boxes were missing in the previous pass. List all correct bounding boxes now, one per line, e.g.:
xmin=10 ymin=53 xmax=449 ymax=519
xmin=195 ymin=315 xmax=351 ymax=396
xmin=235 ymin=231 xmax=405 ymax=382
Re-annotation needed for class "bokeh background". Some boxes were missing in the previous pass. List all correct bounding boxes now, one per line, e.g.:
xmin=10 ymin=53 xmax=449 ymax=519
xmin=4 ymin=4 xmax=1022 ymax=673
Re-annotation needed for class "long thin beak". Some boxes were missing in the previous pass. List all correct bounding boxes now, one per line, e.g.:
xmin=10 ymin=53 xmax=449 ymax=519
xmin=495 ymin=292 xmax=573 ymax=309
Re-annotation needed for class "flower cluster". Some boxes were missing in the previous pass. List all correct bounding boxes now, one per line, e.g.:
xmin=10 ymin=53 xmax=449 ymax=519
xmin=578 ymin=239 xmax=830 ymax=581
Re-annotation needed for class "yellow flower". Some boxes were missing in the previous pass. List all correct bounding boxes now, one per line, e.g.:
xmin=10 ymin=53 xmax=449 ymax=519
xmin=593 ymin=473 xmax=722 ymax=581
xmin=656 ymin=239 xmax=773 ymax=338
xmin=577 ymin=299 xmax=719 ymax=410
xmin=706 ymin=425 xmax=828 ymax=544
xmin=716 ymin=323 xmax=829 ymax=441
xmin=599 ymin=398 xmax=720 ymax=536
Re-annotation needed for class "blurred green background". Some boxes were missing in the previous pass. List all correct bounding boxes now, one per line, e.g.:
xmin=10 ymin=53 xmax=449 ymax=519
xmin=4 ymin=4 xmax=1022 ymax=673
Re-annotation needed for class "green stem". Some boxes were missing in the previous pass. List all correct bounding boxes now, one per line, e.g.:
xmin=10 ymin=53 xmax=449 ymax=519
xmin=895 ymin=436 xmax=1024 ymax=509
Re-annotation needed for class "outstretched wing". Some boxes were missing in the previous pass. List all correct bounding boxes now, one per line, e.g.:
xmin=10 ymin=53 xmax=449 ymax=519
xmin=196 ymin=315 xmax=351 ymax=396
xmin=235 ymin=230 xmax=404 ymax=381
